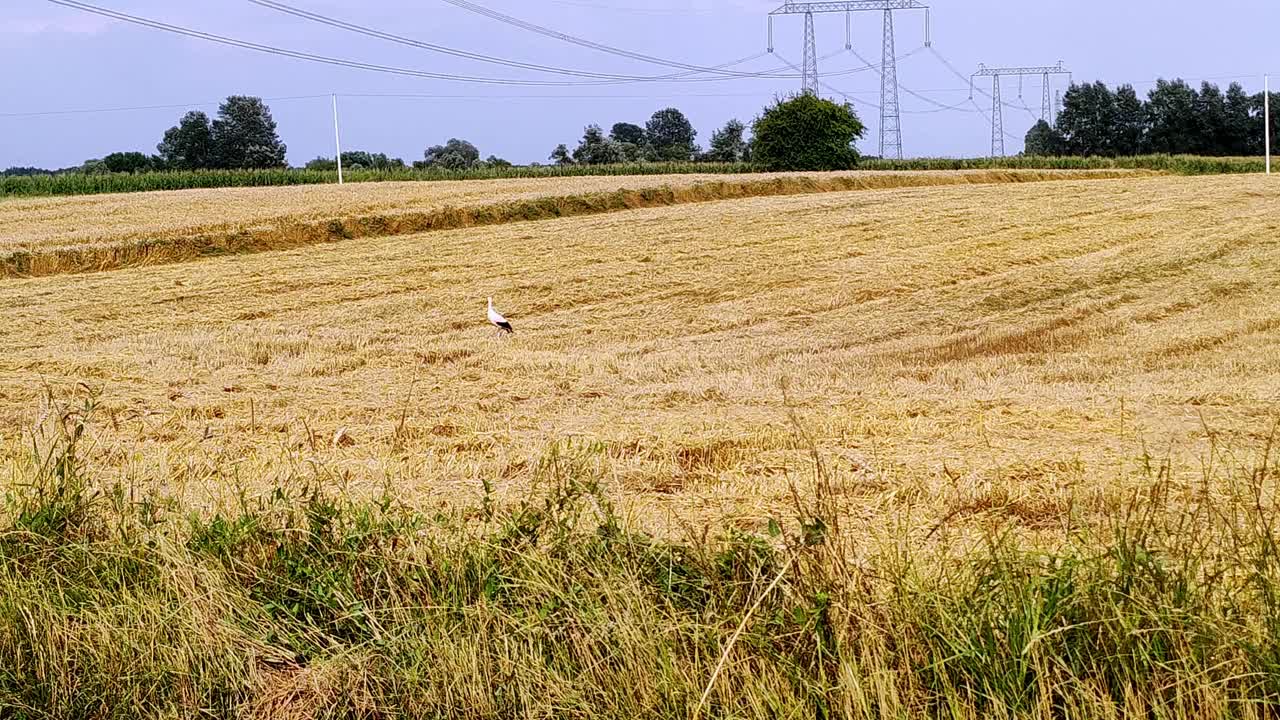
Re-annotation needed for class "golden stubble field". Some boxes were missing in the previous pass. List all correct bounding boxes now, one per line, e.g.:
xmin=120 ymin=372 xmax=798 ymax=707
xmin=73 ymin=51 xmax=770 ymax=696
xmin=0 ymin=169 xmax=1146 ymax=280
xmin=0 ymin=169 xmax=1133 ymax=255
xmin=2 ymin=172 xmax=1278 ymax=541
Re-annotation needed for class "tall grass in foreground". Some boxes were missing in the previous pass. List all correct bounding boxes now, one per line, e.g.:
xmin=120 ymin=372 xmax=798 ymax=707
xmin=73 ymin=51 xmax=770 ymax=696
xmin=1 ymin=155 xmax=1267 ymax=198
xmin=2 ymin=398 xmax=1279 ymax=718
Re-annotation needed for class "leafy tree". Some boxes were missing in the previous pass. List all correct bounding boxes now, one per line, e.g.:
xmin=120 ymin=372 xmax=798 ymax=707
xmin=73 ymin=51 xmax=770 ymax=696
xmin=1252 ymin=91 xmax=1280 ymax=156
xmin=417 ymin=139 xmax=481 ymax=170
xmin=1113 ymin=85 xmax=1147 ymax=155
xmin=703 ymin=119 xmax=748 ymax=162
xmin=346 ymin=151 xmax=376 ymax=170
xmin=617 ymin=142 xmax=645 ymax=161
xmin=157 ymin=110 xmax=215 ymax=170
xmin=1223 ymin=83 xmax=1255 ymax=156
xmin=1056 ymin=82 xmax=1118 ymax=156
xmin=1023 ymin=120 xmax=1064 ymax=156
xmin=304 ymin=152 xmax=405 ymax=171
xmin=1044 ymin=78 xmax=1272 ymax=158
xmin=304 ymin=157 xmax=337 ymax=171
xmin=210 ymin=96 xmax=287 ymax=169
xmin=1193 ymin=82 xmax=1228 ymax=155
xmin=1 ymin=167 xmax=56 ymax=177
xmin=549 ymin=144 xmax=574 ymax=166
xmin=79 ymin=159 xmax=110 ymax=175
xmin=608 ymin=122 xmax=646 ymax=160
xmin=609 ymin=122 xmax=645 ymax=146
xmin=573 ymin=124 xmax=625 ymax=165
xmin=347 ymin=151 xmax=404 ymax=170
xmin=1145 ymin=79 xmax=1199 ymax=155
xmin=484 ymin=155 xmax=513 ymax=168
xmin=644 ymin=108 xmax=699 ymax=161
xmin=99 ymin=151 xmax=154 ymax=173
xmin=751 ymin=93 xmax=864 ymax=171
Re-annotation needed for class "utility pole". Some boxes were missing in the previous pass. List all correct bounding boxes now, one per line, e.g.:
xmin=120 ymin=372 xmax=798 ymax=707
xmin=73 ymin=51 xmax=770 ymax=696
xmin=971 ymin=62 xmax=1071 ymax=156
xmin=769 ymin=0 xmax=929 ymax=159
xmin=1266 ymin=74 xmax=1271 ymax=176
xmin=332 ymin=93 xmax=344 ymax=185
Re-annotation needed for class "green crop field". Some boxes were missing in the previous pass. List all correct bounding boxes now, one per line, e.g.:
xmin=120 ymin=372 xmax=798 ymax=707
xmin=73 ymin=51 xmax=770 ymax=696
xmin=0 ymin=154 xmax=1266 ymax=198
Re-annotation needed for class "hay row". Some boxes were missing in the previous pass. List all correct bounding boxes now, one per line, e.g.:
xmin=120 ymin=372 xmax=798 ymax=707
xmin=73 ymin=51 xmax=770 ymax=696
xmin=1 ymin=169 xmax=1148 ymax=280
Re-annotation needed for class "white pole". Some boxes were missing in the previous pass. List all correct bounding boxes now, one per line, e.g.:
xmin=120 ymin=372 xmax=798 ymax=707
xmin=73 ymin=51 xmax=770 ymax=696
xmin=1266 ymin=75 xmax=1271 ymax=175
xmin=332 ymin=93 xmax=344 ymax=185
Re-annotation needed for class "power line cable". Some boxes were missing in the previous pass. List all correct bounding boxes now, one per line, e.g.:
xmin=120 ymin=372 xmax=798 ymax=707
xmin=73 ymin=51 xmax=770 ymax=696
xmin=44 ymin=0 xmax=787 ymax=86
xmin=0 ymin=94 xmax=328 ymax=118
xmin=437 ymin=0 xmax=800 ymax=78
xmin=1016 ymin=98 xmax=1039 ymax=122
xmin=341 ymin=91 xmax=784 ymax=99
xmin=928 ymin=45 xmax=1272 ymax=102
xmin=771 ymin=52 xmax=991 ymax=116
xmin=251 ymin=0 xmax=887 ymax=83
xmin=50 ymin=0 xmax=880 ymax=89
xmin=538 ymin=0 xmax=720 ymax=15
xmin=772 ymin=52 xmax=882 ymax=112
xmin=926 ymin=44 xmax=1057 ymax=116
xmin=846 ymin=46 xmax=978 ymax=113
xmin=250 ymin=0 xmax=677 ymax=80
xmin=433 ymin=0 xmax=897 ymax=79
xmin=43 ymin=0 xmax=621 ymax=86
xmin=9 ymin=88 xmax=880 ymax=120
xmin=248 ymin=0 xmax=801 ymax=81
xmin=968 ymin=96 xmax=1024 ymax=144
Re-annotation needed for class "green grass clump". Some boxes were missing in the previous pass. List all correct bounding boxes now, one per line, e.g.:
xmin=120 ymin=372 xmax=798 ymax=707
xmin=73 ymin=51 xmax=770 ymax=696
xmin=1 ymin=155 xmax=1268 ymax=199
xmin=2 ymin=399 xmax=1279 ymax=718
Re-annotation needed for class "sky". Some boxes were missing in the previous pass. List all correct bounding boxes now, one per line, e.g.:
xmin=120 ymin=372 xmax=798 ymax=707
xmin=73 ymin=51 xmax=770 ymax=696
xmin=3 ymin=0 xmax=1278 ymax=168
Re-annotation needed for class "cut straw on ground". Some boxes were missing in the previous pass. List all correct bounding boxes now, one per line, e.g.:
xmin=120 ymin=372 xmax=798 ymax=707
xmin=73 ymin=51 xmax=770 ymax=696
xmin=1 ymin=168 xmax=1148 ymax=279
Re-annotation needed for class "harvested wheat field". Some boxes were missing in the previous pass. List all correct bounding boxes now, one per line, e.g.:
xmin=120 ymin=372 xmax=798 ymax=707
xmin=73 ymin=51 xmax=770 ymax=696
xmin=0 ymin=168 xmax=1142 ymax=278
xmin=2 ymin=171 xmax=1277 ymax=541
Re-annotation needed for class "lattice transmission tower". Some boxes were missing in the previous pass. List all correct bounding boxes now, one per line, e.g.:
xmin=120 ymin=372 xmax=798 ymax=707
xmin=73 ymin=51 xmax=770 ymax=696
xmin=769 ymin=0 xmax=930 ymax=159
xmin=970 ymin=62 xmax=1071 ymax=157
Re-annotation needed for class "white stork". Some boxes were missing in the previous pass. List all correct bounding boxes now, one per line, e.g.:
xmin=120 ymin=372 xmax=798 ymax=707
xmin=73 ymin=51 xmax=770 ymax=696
xmin=487 ymin=297 xmax=514 ymax=336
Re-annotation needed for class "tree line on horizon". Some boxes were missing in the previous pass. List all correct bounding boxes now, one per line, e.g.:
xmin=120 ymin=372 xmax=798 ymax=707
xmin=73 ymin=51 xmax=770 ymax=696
xmin=7 ymin=78 xmax=1276 ymax=179
xmin=0 ymin=98 xmax=758 ymax=178
xmin=3 ymin=96 xmax=289 ymax=177
xmin=1027 ymin=78 xmax=1279 ymax=157
xmin=0 ymin=96 xmax=516 ymax=177
xmin=546 ymin=108 xmax=749 ymax=165
xmin=3 ymin=95 xmax=865 ymax=177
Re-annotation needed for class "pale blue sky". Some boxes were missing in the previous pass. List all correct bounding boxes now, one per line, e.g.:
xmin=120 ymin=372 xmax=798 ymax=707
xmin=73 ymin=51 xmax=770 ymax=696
xmin=3 ymin=0 xmax=1277 ymax=167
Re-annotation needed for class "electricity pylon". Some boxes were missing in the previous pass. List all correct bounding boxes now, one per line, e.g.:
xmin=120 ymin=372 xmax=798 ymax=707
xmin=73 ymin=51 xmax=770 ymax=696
xmin=879 ymin=9 xmax=900 ymax=159
xmin=769 ymin=0 xmax=929 ymax=159
xmin=971 ymin=62 xmax=1070 ymax=157
xmin=801 ymin=11 xmax=818 ymax=93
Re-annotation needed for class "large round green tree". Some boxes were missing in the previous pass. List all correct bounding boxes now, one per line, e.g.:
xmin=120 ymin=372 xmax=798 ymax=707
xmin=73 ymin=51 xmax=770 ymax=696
xmin=210 ymin=96 xmax=287 ymax=169
xmin=751 ymin=93 xmax=865 ymax=171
